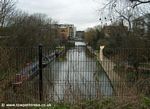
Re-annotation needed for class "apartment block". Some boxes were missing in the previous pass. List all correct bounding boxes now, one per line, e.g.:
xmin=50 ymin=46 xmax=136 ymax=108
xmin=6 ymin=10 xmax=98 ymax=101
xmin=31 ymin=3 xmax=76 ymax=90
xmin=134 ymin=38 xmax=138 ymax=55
xmin=57 ymin=24 xmax=76 ymax=40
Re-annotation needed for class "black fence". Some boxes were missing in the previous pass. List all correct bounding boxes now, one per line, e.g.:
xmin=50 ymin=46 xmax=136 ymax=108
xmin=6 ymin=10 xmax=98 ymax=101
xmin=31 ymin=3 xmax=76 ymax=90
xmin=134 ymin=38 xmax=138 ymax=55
xmin=0 ymin=46 xmax=150 ymax=104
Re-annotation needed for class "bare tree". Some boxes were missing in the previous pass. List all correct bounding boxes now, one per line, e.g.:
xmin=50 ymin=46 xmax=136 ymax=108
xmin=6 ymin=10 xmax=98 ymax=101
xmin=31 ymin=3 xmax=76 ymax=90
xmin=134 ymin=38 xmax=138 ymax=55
xmin=5 ymin=10 xmax=59 ymax=47
xmin=103 ymin=0 xmax=150 ymax=8
xmin=99 ymin=0 xmax=150 ymax=30
xmin=0 ymin=0 xmax=15 ymax=27
xmin=129 ymin=0 xmax=150 ymax=8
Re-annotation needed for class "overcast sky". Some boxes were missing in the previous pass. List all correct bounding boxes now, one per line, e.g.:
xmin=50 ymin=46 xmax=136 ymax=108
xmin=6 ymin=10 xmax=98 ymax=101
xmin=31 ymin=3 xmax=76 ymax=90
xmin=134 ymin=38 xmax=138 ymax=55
xmin=17 ymin=0 xmax=103 ymax=30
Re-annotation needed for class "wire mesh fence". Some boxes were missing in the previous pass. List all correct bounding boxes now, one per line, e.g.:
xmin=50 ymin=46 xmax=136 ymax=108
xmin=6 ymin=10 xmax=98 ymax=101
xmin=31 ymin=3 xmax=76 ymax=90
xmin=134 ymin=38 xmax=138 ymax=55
xmin=0 ymin=46 xmax=150 ymax=104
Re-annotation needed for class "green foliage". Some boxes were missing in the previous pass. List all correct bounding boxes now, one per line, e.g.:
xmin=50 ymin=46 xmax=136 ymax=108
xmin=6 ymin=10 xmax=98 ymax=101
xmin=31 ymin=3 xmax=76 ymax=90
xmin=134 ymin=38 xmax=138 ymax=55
xmin=103 ymin=47 xmax=115 ymax=58
xmin=11 ymin=96 xmax=150 ymax=109
xmin=126 ymin=72 xmax=137 ymax=83
xmin=141 ymin=96 xmax=150 ymax=108
xmin=53 ymin=104 xmax=70 ymax=109
xmin=65 ymin=42 xmax=75 ymax=49
xmin=84 ymin=27 xmax=105 ymax=50
xmin=97 ymin=98 xmax=116 ymax=109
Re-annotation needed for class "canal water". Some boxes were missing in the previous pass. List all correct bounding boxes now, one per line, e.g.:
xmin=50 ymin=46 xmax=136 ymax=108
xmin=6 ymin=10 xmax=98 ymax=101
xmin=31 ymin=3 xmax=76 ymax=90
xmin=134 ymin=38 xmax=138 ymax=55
xmin=43 ymin=43 xmax=113 ymax=102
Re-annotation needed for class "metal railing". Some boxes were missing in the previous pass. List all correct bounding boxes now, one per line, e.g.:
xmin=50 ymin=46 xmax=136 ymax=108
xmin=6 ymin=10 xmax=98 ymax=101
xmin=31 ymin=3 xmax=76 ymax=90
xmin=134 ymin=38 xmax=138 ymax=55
xmin=0 ymin=46 xmax=149 ymax=104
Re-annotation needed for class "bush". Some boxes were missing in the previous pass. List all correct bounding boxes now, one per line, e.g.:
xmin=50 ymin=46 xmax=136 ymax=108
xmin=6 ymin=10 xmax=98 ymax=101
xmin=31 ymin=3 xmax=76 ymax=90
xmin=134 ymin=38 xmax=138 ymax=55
xmin=126 ymin=72 xmax=137 ymax=81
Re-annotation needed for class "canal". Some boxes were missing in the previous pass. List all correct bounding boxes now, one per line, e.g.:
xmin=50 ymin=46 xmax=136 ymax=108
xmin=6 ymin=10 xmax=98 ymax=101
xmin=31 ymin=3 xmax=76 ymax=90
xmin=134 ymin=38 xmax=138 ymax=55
xmin=43 ymin=43 xmax=113 ymax=102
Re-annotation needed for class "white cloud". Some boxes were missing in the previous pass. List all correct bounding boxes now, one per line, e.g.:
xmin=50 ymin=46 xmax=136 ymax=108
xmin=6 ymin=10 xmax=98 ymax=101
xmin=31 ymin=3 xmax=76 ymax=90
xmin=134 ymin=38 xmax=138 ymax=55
xmin=17 ymin=0 xmax=101 ymax=30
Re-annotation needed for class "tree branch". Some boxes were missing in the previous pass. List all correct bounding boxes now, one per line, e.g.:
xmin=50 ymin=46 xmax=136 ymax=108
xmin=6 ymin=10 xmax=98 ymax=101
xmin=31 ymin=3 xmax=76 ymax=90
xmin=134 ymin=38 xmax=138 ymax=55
xmin=137 ymin=0 xmax=150 ymax=3
xmin=132 ymin=0 xmax=150 ymax=8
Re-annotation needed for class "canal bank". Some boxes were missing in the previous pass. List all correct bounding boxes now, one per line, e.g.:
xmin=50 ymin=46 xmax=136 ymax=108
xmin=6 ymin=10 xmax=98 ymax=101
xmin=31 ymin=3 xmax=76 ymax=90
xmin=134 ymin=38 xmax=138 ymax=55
xmin=43 ymin=43 xmax=114 ymax=102
xmin=86 ymin=46 xmax=132 ymax=97
xmin=86 ymin=46 xmax=116 ymax=95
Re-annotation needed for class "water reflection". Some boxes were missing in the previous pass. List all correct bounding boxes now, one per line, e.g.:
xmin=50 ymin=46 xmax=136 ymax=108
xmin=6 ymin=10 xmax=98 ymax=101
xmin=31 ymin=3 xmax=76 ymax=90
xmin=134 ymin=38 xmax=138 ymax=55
xmin=43 ymin=47 xmax=113 ymax=102
xmin=75 ymin=42 xmax=86 ymax=46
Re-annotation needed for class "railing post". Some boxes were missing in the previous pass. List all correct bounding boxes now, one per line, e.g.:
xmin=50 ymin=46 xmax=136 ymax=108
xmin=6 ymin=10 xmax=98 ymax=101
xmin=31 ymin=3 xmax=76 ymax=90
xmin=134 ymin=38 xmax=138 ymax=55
xmin=39 ymin=44 xmax=43 ymax=102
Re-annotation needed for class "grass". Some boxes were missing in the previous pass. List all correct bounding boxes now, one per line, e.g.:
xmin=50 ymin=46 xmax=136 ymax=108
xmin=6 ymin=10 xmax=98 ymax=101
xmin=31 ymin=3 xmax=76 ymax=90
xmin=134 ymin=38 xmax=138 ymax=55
xmin=56 ymin=46 xmax=65 ymax=51
xmin=0 ymin=71 xmax=7 ymax=80
xmin=27 ymin=96 xmax=150 ymax=109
